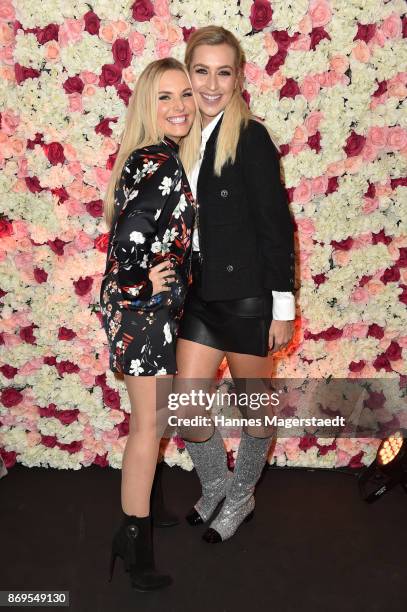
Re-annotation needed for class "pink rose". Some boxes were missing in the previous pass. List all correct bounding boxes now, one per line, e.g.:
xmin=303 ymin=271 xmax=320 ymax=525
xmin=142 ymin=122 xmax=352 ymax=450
xmin=311 ymin=175 xmax=328 ymax=194
xmin=151 ymin=16 xmax=168 ymax=39
xmin=250 ymin=0 xmax=273 ymax=31
xmin=155 ymin=39 xmax=171 ymax=59
xmin=129 ymin=30 xmax=146 ymax=55
xmin=245 ymin=62 xmax=263 ymax=85
xmin=154 ymin=0 xmax=170 ymax=19
xmin=290 ymin=34 xmax=310 ymax=51
xmin=0 ymin=0 xmax=15 ymax=20
xmin=381 ymin=13 xmax=402 ymax=39
xmin=293 ymin=178 xmax=312 ymax=204
xmin=387 ymin=126 xmax=407 ymax=150
xmin=300 ymin=75 xmax=320 ymax=101
xmin=132 ymin=0 xmax=155 ymax=22
xmin=309 ymin=0 xmax=332 ymax=27
xmin=58 ymin=18 xmax=84 ymax=47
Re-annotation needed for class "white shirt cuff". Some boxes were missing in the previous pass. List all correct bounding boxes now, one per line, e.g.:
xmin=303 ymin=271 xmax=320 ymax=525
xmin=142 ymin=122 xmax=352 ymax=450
xmin=272 ymin=291 xmax=295 ymax=320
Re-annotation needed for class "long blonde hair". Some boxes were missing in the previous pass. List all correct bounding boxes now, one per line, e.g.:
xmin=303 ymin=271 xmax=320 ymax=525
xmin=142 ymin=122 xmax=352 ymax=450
xmin=185 ymin=26 xmax=252 ymax=176
xmin=103 ymin=58 xmax=201 ymax=228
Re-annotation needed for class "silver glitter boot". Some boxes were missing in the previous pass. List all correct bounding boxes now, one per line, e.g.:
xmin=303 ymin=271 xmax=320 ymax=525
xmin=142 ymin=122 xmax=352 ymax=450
xmin=202 ymin=431 xmax=272 ymax=543
xmin=184 ymin=427 xmax=231 ymax=525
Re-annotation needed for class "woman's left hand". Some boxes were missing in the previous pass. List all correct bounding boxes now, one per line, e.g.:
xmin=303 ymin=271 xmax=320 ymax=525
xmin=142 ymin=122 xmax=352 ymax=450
xmin=268 ymin=320 xmax=294 ymax=354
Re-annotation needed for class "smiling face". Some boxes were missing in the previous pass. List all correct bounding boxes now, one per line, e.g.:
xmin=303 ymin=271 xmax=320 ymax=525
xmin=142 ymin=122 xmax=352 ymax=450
xmin=189 ymin=43 xmax=238 ymax=127
xmin=156 ymin=69 xmax=196 ymax=143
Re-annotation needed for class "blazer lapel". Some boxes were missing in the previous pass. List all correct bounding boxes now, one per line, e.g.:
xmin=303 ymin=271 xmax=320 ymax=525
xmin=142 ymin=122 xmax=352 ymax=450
xmin=197 ymin=115 xmax=223 ymax=197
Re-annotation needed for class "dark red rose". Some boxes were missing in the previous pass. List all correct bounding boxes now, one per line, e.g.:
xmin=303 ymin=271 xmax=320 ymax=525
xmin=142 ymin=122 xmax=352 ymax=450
xmin=359 ymin=275 xmax=372 ymax=286
xmin=182 ymin=26 xmax=196 ymax=43
xmin=364 ymin=390 xmax=386 ymax=410
xmin=397 ymin=247 xmax=407 ymax=268
xmin=117 ymin=415 xmax=129 ymax=437
xmin=403 ymin=15 xmax=407 ymax=38
xmin=58 ymin=327 xmax=76 ymax=341
xmin=43 ymin=356 xmax=57 ymax=366
xmin=349 ymin=450 xmax=364 ymax=469
xmin=318 ymin=326 xmax=343 ymax=341
xmin=385 ymin=341 xmax=402 ymax=361
xmin=354 ymin=23 xmax=376 ymax=43
xmin=317 ymin=440 xmax=337 ymax=455
xmin=327 ymin=176 xmax=339 ymax=194
xmin=399 ymin=285 xmax=407 ymax=305
xmin=99 ymin=64 xmax=122 ymax=88
xmin=116 ymin=82 xmax=132 ymax=106
xmin=39 ymin=403 xmax=56 ymax=417
xmin=95 ymin=373 xmax=107 ymax=389
xmin=1 ymin=388 xmax=23 ymax=408
xmin=27 ymin=132 xmax=44 ymax=149
xmin=86 ymin=200 xmax=103 ymax=218
xmin=344 ymin=131 xmax=366 ymax=157
xmin=56 ymin=409 xmax=79 ymax=425
xmin=250 ymin=0 xmax=273 ymax=31
xmin=0 ymin=364 xmax=18 ymax=379
xmin=34 ymin=267 xmax=48 ymax=283
xmin=368 ymin=323 xmax=384 ymax=339
xmin=94 ymin=233 xmax=109 ymax=253
xmin=308 ymin=131 xmax=321 ymax=152
xmin=373 ymin=354 xmax=392 ymax=372
xmin=312 ymin=273 xmax=326 ymax=285
xmin=25 ymin=176 xmax=43 ymax=193
xmin=0 ymin=218 xmax=13 ymax=237
xmin=380 ymin=266 xmax=400 ymax=284
xmin=390 ymin=177 xmax=407 ymax=189
xmin=36 ymin=23 xmax=59 ymax=44
xmin=242 ymin=89 xmax=251 ymax=108
xmin=372 ymin=229 xmax=391 ymax=245
xmin=331 ymin=237 xmax=353 ymax=251
xmin=349 ymin=360 xmax=365 ymax=372
xmin=279 ymin=143 xmax=290 ymax=157
xmin=265 ymin=48 xmax=287 ymax=76
xmin=56 ymin=360 xmax=80 ymax=376
xmin=107 ymin=152 xmax=118 ymax=171
xmin=52 ymin=186 xmax=69 ymax=203
xmin=84 ymin=10 xmax=100 ymax=35
xmin=95 ymin=117 xmax=118 ymax=137
xmin=280 ymin=77 xmax=300 ymax=99
xmin=373 ymin=80 xmax=387 ymax=97
xmin=57 ymin=440 xmax=83 ymax=454
xmin=103 ymin=387 xmax=121 ymax=410
xmin=112 ymin=38 xmax=132 ymax=68
xmin=15 ymin=63 xmax=40 ymax=85
xmin=299 ymin=434 xmax=317 ymax=452
xmin=0 ymin=450 xmax=17 ymax=468
xmin=94 ymin=452 xmax=109 ymax=467
xmin=63 ymin=76 xmax=84 ymax=94
xmin=273 ymin=30 xmax=291 ymax=51
xmin=46 ymin=142 xmax=65 ymax=165
xmin=310 ymin=27 xmax=331 ymax=51
xmin=20 ymin=324 xmax=37 ymax=344
xmin=364 ymin=182 xmax=376 ymax=198
xmin=41 ymin=435 xmax=57 ymax=448
xmin=47 ymin=238 xmax=67 ymax=256
xmin=73 ymin=275 xmax=93 ymax=296
xmin=132 ymin=0 xmax=155 ymax=22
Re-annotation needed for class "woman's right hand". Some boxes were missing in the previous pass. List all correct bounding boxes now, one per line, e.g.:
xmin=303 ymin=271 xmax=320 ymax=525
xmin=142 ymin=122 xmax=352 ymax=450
xmin=148 ymin=260 xmax=175 ymax=296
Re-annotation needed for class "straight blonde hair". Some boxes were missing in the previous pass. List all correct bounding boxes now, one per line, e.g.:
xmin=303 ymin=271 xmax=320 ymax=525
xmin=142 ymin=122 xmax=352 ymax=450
xmin=103 ymin=58 xmax=201 ymax=228
xmin=185 ymin=26 xmax=252 ymax=176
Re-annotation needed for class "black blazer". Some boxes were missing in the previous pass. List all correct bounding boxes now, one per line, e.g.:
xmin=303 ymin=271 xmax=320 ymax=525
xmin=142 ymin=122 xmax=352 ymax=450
xmin=196 ymin=116 xmax=295 ymax=304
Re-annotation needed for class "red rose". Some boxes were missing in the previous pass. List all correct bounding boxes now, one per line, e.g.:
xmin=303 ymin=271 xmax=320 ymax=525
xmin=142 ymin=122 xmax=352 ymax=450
xmin=52 ymin=186 xmax=69 ymax=203
xmin=27 ymin=132 xmax=44 ymax=149
xmin=73 ymin=275 xmax=93 ymax=296
xmin=41 ymin=435 xmax=57 ymax=448
xmin=380 ymin=266 xmax=400 ymax=284
xmin=354 ymin=23 xmax=376 ymax=43
xmin=132 ymin=0 xmax=155 ymax=22
xmin=250 ymin=0 xmax=273 ymax=31
xmin=20 ymin=324 xmax=37 ymax=344
xmin=56 ymin=409 xmax=79 ymax=425
xmin=56 ymin=360 xmax=80 ymax=376
xmin=312 ymin=273 xmax=326 ymax=285
xmin=391 ymin=177 xmax=407 ymax=189
xmin=94 ymin=233 xmax=109 ymax=253
xmin=403 ymin=15 xmax=407 ymax=38
xmin=25 ymin=176 xmax=43 ymax=193
xmin=372 ymin=229 xmax=391 ymax=245
xmin=0 ymin=450 xmax=17 ymax=468
xmin=308 ymin=131 xmax=321 ymax=152
xmin=94 ymin=453 xmax=109 ymax=467
xmin=116 ymin=82 xmax=132 ymax=106
xmin=99 ymin=64 xmax=122 ymax=88
xmin=84 ymin=10 xmax=100 ymax=35
xmin=182 ymin=27 xmax=196 ymax=43
xmin=279 ymin=144 xmax=290 ymax=157
xmin=242 ymin=89 xmax=251 ymax=108
xmin=95 ymin=373 xmax=108 ymax=389
xmin=117 ymin=417 xmax=129 ymax=437
xmin=373 ymin=354 xmax=392 ymax=372
xmin=331 ymin=237 xmax=353 ymax=251
xmin=310 ymin=27 xmax=331 ymax=51
xmin=112 ymin=38 xmax=132 ymax=68
xmin=0 ymin=218 xmax=13 ymax=237
xmin=36 ymin=23 xmax=59 ymax=45
xmin=344 ymin=131 xmax=366 ymax=157
xmin=86 ymin=200 xmax=103 ymax=218
xmin=107 ymin=152 xmax=118 ymax=171
xmin=349 ymin=450 xmax=364 ymax=469
xmin=0 ymin=364 xmax=18 ymax=379
xmin=373 ymin=80 xmax=387 ymax=97
xmin=46 ymin=142 xmax=65 ymax=165
xmin=327 ymin=177 xmax=339 ymax=194
xmin=273 ymin=30 xmax=291 ymax=51
xmin=368 ymin=323 xmax=384 ymax=339
xmin=63 ymin=76 xmax=84 ymax=94
xmin=43 ymin=356 xmax=57 ymax=367
xmin=349 ymin=360 xmax=365 ymax=372
xmin=299 ymin=434 xmax=317 ymax=452
xmin=318 ymin=326 xmax=343 ymax=341
xmin=95 ymin=117 xmax=118 ymax=137
xmin=317 ymin=440 xmax=336 ymax=456
xmin=103 ymin=387 xmax=121 ymax=410
xmin=385 ymin=341 xmax=402 ymax=361
xmin=39 ymin=403 xmax=56 ymax=417
xmin=364 ymin=182 xmax=376 ymax=198
xmin=15 ymin=63 xmax=40 ymax=85
xmin=397 ymin=247 xmax=407 ymax=268
xmin=58 ymin=327 xmax=76 ymax=340
xmin=57 ymin=440 xmax=83 ymax=454
xmin=34 ymin=267 xmax=48 ymax=283
xmin=265 ymin=48 xmax=287 ymax=76
xmin=1 ymin=388 xmax=23 ymax=408
xmin=359 ymin=275 xmax=372 ymax=287
xmin=47 ymin=238 xmax=66 ymax=255
xmin=279 ymin=77 xmax=300 ymax=99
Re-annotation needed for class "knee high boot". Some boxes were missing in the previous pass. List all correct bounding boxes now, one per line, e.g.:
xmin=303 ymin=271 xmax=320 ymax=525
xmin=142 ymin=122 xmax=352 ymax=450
xmin=184 ymin=427 xmax=232 ymax=525
xmin=203 ymin=431 xmax=272 ymax=543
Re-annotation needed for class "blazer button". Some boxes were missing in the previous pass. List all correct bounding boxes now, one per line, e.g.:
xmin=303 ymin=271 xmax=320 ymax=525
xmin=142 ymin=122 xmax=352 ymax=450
xmin=221 ymin=189 xmax=228 ymax=198
xmin=226 ymin=264 xmax=234 ymax=272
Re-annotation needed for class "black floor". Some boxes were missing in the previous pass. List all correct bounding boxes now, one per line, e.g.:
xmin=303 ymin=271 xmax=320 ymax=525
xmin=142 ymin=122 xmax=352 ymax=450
xmin=1 ymin=463 xmax=406 ymax=612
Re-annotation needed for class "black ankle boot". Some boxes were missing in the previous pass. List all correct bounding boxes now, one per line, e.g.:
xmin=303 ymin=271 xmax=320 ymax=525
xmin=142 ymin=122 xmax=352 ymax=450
xmin=151 ymin=461 xmax=179 ymax=528
xmin=108 ymin=514 xmax=172 ymax=591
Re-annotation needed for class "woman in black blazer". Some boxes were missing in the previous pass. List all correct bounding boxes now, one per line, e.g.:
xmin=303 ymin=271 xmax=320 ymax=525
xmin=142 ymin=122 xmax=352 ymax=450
xmin=175 ymin=27 xmax=296 ymax=543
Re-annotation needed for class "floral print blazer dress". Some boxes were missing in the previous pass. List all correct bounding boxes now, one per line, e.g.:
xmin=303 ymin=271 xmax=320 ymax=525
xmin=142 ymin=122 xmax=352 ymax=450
xmin=100 ymin=137 xmax=195 ymax=376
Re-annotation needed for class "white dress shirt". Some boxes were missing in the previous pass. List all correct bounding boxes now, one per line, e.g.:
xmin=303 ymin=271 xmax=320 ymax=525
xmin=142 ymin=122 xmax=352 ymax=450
xmin=187 ymin=111 xmax=295 ymax=321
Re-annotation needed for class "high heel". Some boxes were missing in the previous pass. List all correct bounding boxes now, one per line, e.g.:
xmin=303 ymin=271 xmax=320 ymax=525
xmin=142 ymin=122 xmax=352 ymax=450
xmin=108 ymin=514 xmax=172 ymax=591
xmin=151 ymin=461 xmax=179 ymax=528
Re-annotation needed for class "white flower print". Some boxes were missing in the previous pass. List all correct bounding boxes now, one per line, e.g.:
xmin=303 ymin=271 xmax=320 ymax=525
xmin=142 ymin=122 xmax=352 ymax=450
xmin=157 ymin=367 xmax=167 ymax=375
xmin=127 ymin=286 xmax=140 ymax=296
xmin=130 ymin=231 xmax=145 ymax=244
xmin=163 ymin=227 xmax=178 ymax=244
xmin=129 ymin=359 xmax=144 ymax=375
xmin=172 ymin=194 xmax=187 ymax=219
xmin=159 ymin=176 xmax=172 ymax=196
xmin=163 ymin=323 xmax=172 ymax=345
xmin=154 ymin=208 xmax=162 ymax=220
xmin=140 ymin=254 xmax=149 ymax=269
xmin=174 ymin=179 xmax=181 ymax=192
xmin=143 ymin=160 xmax=159 ymax=175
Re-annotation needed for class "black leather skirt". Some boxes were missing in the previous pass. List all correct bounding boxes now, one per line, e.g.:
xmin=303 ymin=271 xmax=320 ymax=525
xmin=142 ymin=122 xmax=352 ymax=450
xmin=178 ymin=253 xmax=273 ymax=356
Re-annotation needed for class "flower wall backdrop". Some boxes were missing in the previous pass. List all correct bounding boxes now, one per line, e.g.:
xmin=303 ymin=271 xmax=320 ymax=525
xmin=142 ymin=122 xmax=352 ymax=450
xmin=0 ymin=0 xmax=406 ymax=471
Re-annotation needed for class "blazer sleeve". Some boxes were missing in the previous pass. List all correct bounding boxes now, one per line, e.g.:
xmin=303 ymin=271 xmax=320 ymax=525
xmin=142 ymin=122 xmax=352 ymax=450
xmin=241 ymin=120 xmax=295 ymax=293
xmin=112 ymin=150 xmax=178 ymax=301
